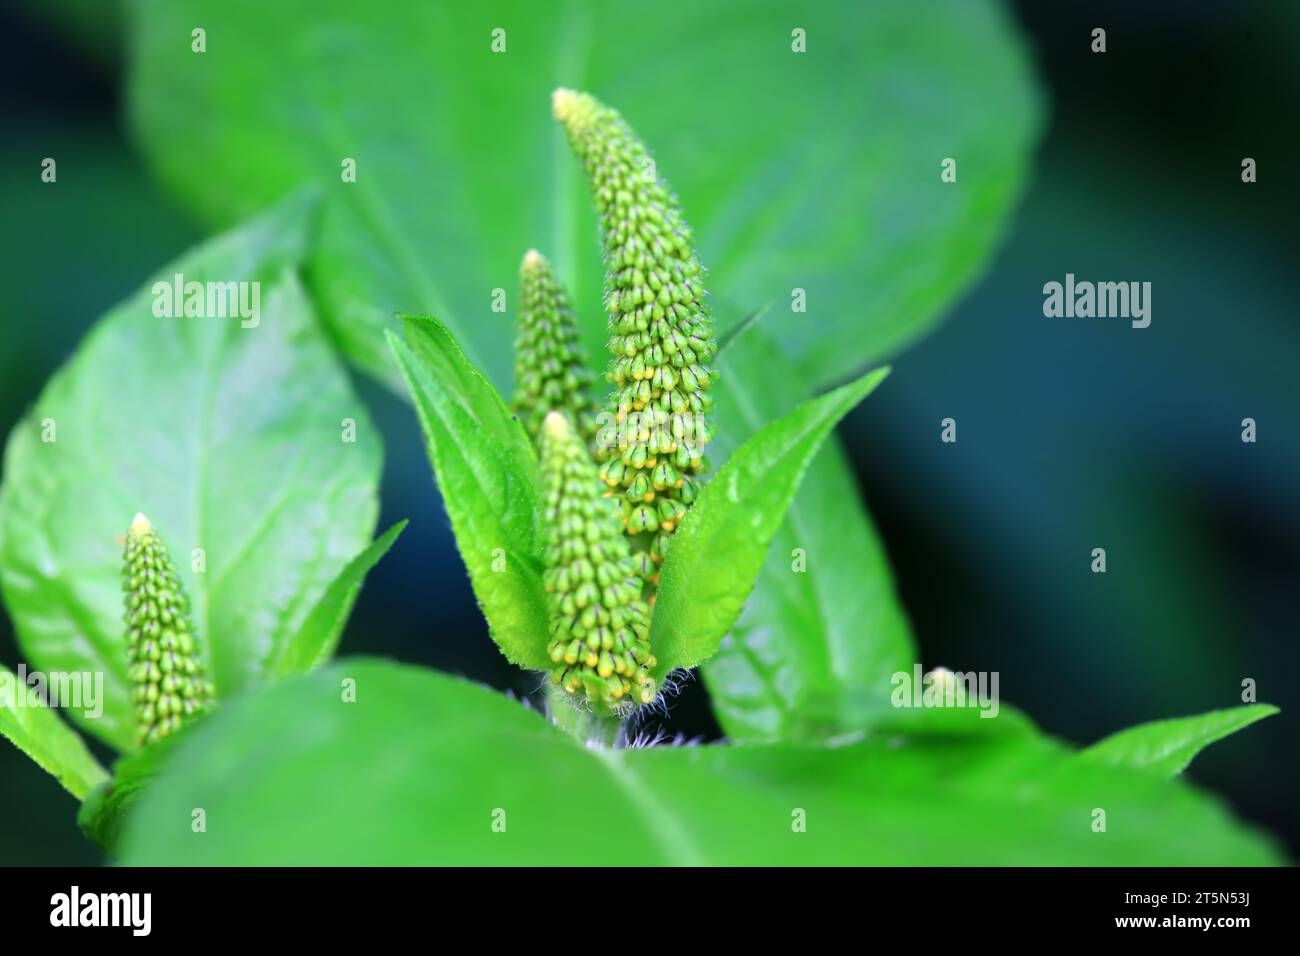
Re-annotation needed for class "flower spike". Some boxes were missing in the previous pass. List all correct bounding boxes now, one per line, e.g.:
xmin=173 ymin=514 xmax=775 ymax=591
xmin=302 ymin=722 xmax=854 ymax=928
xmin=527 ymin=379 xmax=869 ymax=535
xmin=553 ymin=89 xmax=718 ymax=587
xmin=511 ymin=249 xmax=600 ymax=447
xmin=121 ymin=513 xmax=215 ymax=746
xmin=541 ymin=412 xmax=657 ymax=709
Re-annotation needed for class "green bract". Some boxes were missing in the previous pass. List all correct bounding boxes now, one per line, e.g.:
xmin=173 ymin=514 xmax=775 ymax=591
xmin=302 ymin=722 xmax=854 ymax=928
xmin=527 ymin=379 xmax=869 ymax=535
xmin=554 ymin=89 xmax=718 ymax=587
xmin=541 ymin=413 xmax=656 ymax=708
xmin=121 ymin=513 xmax=214 ymax=746
xmin=512 ymin=250 xmax=599 ymax=447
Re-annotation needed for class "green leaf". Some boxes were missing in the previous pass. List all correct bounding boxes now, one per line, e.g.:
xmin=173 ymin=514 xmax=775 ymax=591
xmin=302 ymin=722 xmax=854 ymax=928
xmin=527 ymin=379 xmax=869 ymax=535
xmin=387 ymin=331 xmax=550 ymax=670
xmin=397 ymin=315 xmax=536 ymax=479
xmin=1081 ymin=705 xmax=1280 ymax=778
xmin=116 ymin=661 xmax=1282 ymax=865
xmin=704 ymin=326 xmax=916 ymax=742
xmin=650 ymin=366 xmax=891 ymax=677
xmin=270 ymin=521 xmax=408 ymax=678
xmin=125 ymin=0 xmax=1042 ymax=391
xmin=0 ymin=194 xmax=382 ymax=751
xmin=0 ymin=663 xmax=109 ymax=801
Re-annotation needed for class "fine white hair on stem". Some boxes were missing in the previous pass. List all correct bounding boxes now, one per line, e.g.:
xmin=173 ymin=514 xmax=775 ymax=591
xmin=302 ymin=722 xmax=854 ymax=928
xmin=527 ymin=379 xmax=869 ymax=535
xmin=529 ymin=667 xmax=702 ymax=749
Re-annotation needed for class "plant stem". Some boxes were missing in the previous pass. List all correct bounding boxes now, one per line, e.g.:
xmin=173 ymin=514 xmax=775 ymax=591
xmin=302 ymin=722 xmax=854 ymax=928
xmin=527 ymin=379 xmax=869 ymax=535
xmin=546 ymin=685 xmax=624 ymax=748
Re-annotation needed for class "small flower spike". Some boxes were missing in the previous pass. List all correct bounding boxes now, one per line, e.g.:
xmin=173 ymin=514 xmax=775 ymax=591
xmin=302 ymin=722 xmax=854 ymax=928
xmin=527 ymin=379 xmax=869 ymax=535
xmin=122 ymin=513 xmax=214 ymax=746
xmin=511 ymin=248 xmax=600 ymax=448
xmin=541 ymin=412 xmax=657 ymax=709
xmin=552 ymin=89 xmax=718 ymax=589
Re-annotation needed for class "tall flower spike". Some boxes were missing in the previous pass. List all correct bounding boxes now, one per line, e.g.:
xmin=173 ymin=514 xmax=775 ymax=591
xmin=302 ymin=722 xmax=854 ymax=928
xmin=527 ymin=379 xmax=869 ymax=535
xmin=541 ymin=412 xmax=657 ymax=708
xmin=512 ymin=249 xmax=599 ymax=448
xmin=122 ymin=513 xmax=214 ymax=746
xmin=553 ymin=89 xmax=718 ymax=588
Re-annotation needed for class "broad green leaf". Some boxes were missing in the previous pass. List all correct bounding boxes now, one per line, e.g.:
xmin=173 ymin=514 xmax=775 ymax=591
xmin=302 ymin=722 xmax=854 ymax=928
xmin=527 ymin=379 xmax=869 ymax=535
xmin=704 ymin=326 xmax=915 ymax=742
xmin=1081 ymin=705 xmax=1279 ymax=778
xmin=397 ymin=315 xmax=536 ymax=480
xmin=0 ymin=663 xmax=109 ymax=800
xmin=270 ymin=520 xmax=408 ymax=678
xmin=387 ymin=332 xmax=550 ymax=670
xmin=125 ymin=0 xmax=1042 ymax=391
xmin=0 ymin=195 xmax=382 ymax=751
xmin=117 ymin=661 xmax=1282 ymax=866
xmin=651 ymin=367 xmax=891 ymax=677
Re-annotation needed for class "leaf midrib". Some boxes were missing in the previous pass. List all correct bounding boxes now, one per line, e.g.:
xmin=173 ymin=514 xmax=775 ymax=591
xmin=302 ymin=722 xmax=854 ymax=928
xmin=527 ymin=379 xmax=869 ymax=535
xmin=590 ymin=747 xmax=706 ymax=867
xmin=191 ymin=323 xmax=225 ymax=693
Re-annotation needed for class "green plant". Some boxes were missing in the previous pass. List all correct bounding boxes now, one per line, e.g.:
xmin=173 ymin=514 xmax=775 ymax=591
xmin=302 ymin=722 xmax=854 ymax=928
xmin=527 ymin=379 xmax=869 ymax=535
xmin=121 ymin=513 xmax=215 ymax=746
xmin=390 ymin=92 xmax=903 ymax=730
xmin=0 ymin=198 xmax=405 ymax=842
xmin=119 ymin=0 xmax=1039 ymax=747
xmin=0 ymin=1 xmax=1284 ymax=866
xmin=124 ymin=90 xmax=1284 ymax=863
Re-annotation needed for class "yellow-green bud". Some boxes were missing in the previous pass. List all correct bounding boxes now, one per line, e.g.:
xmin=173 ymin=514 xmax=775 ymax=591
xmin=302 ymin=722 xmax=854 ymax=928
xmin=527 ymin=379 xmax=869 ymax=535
xmin=121 ymin=513 xmax=214 ymax=746
xmin=553 ymin=89 xmax=717 ymax=586
xmin=541 ymin=413 xmax=657 ymax=709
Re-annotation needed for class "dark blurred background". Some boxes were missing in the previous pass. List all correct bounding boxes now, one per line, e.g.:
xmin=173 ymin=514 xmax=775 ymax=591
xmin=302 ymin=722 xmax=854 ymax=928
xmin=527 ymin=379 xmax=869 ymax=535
xmin=2 ymin=0 xmax=1295 ymax=864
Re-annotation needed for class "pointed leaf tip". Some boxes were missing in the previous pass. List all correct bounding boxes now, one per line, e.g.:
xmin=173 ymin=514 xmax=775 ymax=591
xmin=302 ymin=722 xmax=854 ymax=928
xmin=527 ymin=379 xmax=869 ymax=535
xmin=1081 ymin=704 xmax=1280 ymax=778
xmin=650 ymin=365 xmax=891 ymax=675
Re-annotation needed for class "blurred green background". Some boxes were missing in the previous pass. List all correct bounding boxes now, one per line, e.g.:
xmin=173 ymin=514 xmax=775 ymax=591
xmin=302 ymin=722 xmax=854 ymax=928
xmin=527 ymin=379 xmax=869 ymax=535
xmin=2 ymin=0 xmax=1295 ymax=864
